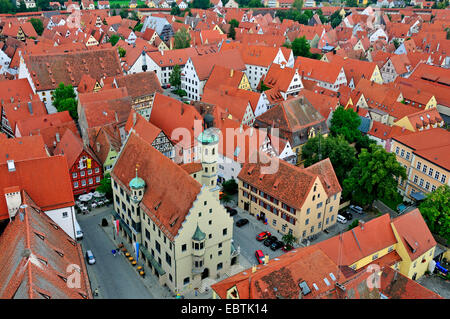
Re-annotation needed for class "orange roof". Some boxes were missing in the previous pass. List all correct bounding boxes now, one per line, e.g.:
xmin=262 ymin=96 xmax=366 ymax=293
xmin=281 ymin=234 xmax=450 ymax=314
xmin=0 ymin=156 xmax=75 ymax=220
xmin=0 ymin=135 xmax=48 ymax=164
xmin=0 ymin=191 xmax=91 ymax=299
xmin=203 ymin=65 xmax=246 ymax=91
xmin=304 ymin=158 xmax=342 ymax=197
xmin=125 ymin=111 xmax=166 ymax=146
xmin=295 ymin=56 xmax=344 ymax=84
xmin=392 ymin=209 xmax=437 ymax=261
xmin=189 ymin=49 xmax=245 ymax=80
xmin=111 ymin=132 xmax=201 ymax=241
xmin=211 ymin=245 xmax=345 ymax=299
xmin=317 ymin=214 xmax=397 ymax=267
xmin=149 ymin=93 xmax=202 ymax=148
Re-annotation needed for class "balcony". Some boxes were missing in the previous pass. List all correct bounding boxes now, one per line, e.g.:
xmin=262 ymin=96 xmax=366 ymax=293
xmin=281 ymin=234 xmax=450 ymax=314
xmin=192 ymin=255 xmax=205 ymax=275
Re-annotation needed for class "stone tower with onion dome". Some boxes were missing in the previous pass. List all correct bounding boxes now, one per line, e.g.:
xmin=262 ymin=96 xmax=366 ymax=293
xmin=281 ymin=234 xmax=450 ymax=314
xmin=196 ymin=128 xmax=219 ymax=191
xmin=129 ymin=167 xmax=145 ymax=204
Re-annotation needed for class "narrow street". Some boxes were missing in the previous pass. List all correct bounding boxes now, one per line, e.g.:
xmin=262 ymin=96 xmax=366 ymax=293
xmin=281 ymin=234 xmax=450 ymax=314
xmin=76 ymin=206 xmax=155 ymax=299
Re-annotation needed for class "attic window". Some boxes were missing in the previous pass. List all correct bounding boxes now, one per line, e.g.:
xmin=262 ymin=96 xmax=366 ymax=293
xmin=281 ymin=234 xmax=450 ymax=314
xmin=55 ymin=250 xmax=64 ymax=257
xmin=58 ymin=275 xmax=67 ymax=283
xmin=78 ymin=292 xmax=88 ymax=299
xmin=155 ymin=201 xmax=162 ymax=211
xmin=50 ymin=223 xmax=59 ymax=230
xmin=35 ymin=232 xmax=45 ymax=241
xmin=37 ymin=291 xmax=51 ymax=299
xmin=38 ymin=258 xmax=48 ymax=266
xmin=67 ymin=239 xmax=77 ymax=246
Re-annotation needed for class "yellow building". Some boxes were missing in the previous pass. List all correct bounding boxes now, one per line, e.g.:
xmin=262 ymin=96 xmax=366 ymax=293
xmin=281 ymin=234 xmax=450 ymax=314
xmin=237 ymin=157 xmax=342 ymax=240
xmin=391 ymin=128 xmax=450 ymax=202
xmin=238 ymin=73 xmax=251 ymax=91
xmin=317 ymin=209 xmax=436 ymax=281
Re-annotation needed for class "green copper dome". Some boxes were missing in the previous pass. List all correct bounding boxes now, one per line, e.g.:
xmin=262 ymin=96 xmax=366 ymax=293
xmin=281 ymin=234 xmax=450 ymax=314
xmin=192 ymin=224 xmax=206 ymax=241
xmin=129 ymin=176 xmax=145 ymax=190
xmin=197 ymin=129 xmax=219 ymax=145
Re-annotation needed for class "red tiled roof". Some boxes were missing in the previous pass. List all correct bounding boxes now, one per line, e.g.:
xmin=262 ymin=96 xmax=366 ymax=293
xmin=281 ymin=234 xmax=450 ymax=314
xmin=392 ymin=209 xmax=437 ymax=261
xmin=190 ymin=48 xmax=245 ymax=81
xmin=111 ymin=132 xmax=201 ymax=241
xmin=0 ymin=156 xmax=74 ymax=220
xmin=0 ymin=135 xmax=48 ymax=164
xmin=211 ymin=245 xmax=345 ymax=299
xmin=317 ymin=214 xmax=397 ymax=267
xmin=0 ymin=191 xmax=92 ymax=299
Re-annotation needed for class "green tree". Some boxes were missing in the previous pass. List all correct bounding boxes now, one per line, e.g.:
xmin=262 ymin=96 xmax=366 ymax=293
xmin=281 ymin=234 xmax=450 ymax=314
xmin=134 ymin=23 xmax=143 ymax=32
xmin=302 ymin=135 xmax=357 ymax=185
xmin=228 ymin=24 xmax=236 ymax=40
xmin=345 ymin=0 xmax=358 ymax=6
xmin=329 ymin=106 xmax=361 ymax=144
xmin=229 ymin=19 xmax=239 ymax=28
xmin=347 ymin=219 xmax=360 ymax=231
xmin=108 ymin=34 xmax=120 ymax=46
xmin=119 ymin=8 xmax=128 ymax=18
xmin=174 ymin=27 xmax=191 ymax=49
xmin=169 ymin=64 xmax=182 ymax=90
xmin=52 ymin=83 xmax=78 ymax=120
xmin=0 ymin=0 xmax=14 ymax=13
xmin=291 ymin=36 xmax=312 ymax=57
xmin=221 ymin=179 xmax=238 ymax=195
xmin=118 ymin=46 xmax=126 ymax=57
xmin=247 ymin=0 xmax=262 ymax=7
xmin=96 ymin=173 xmax=113 ymax=199
xmin=293 ymin=0 xmax=303 ymax=10
xmin=282 ymin=233 xmax=297 ymax=249
xmin=29 ymin=18 xmax=44 ymax=36
xmin=18 ymin=0 xmax=27 ymax=12
xmin=343 ymin=144 xmax=407 ymax=207
xmin=170 ymin=2 xmax=181 ymax=15
xmin=191 ymin=0 xmax=210 ymax=9
xmin=419 ymin=185 xmax=450 ymax=243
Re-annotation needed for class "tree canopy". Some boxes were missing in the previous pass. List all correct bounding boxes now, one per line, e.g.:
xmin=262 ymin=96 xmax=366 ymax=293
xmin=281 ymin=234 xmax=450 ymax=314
xmin=174 ymin=27 xmax=191 ymax=49
xmin=52 ymin=83 xmax=78 ymax=120
xmin=29 ymin=18 xmax=44 ymax=36
xmin=96 ymin=173 xmax=113 ymax=199
xmin=419 ymin=185 xmax=450 ymax=244
xmin=329 ymin=106 xmax=362 ymax=144
xmin=291 ymin=36 xmax=312 ymax=57
xmin=302 ymin=135 xmax=357 ymax=185
xmin=108 ymin=34 xmax=120 ymax=46
xmin=191 ymin=0 xmax=211 ymax=9
xmin=343 ymin=144 xmax=407 ymax=206
xmin=169 ymin=65 xmax=182 ymax=89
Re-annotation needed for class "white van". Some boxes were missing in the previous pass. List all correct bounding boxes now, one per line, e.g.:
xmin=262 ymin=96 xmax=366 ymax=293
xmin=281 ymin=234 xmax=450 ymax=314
xmin=75 ymin=221 xmax=83 ymax=240
xmin=337 ymin=215 xmax=347 ymax=224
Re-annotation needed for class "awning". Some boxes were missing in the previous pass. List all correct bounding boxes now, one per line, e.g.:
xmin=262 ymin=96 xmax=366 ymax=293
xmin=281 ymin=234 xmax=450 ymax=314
xmin=139 ymin=246 xmax=166 ymax=276
xmin=410 ymin=191 xmax=426 ymax=201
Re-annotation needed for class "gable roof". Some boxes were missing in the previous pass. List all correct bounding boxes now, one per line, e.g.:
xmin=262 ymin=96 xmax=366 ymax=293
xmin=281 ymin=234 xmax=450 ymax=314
xmin=0 ymin=156 xmax=74 ymax=220
xmin=0 ymin=191 xmax=91 ymax=299
xmin=392 ymin=209 xmax=437 ymax=261
xmin=111 ymin=132 xmax=201 ymax=241
xmin=0 ymin=136 xmax=48 ymax=164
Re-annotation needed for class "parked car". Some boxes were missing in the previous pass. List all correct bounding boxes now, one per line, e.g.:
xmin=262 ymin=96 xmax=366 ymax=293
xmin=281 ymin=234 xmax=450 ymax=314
xmin=337 ymin=215 xmax=347 ymax=224
xmin=256 ymin=231 xmax=271 ymax=241
xmin=229 ymin=209 xmax=238 ymax=216
xmin=349 ymin=205 xmax=363 ymax=214
xmin=236 ymin=218 xmax=249 ymax=227
xmin=339 ymin=211 xmax=353 ymax=220
xmin=255 ymin=249 xmax=265 ymax=264
xmin=270 ymin=240 xmax=284 ymax=251
xmin=85 ymin=250 xmax=96 ymax=265
xmin=75 ymin=221 xmax=83 ymax=240
xmin=263 ymin=235 xmax=277 ymax=247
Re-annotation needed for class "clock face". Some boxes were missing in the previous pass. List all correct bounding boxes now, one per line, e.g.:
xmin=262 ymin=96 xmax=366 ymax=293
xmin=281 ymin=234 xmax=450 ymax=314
xmin=134 ymin=195 xmax=138 ymax=200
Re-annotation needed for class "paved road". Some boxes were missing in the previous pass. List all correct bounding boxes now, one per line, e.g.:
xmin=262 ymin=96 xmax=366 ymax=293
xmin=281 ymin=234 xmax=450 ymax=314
xmin=230 ymin=205 xmax=287 ymax=269
xmin=76 ymin=207 xmax=155 ymax=299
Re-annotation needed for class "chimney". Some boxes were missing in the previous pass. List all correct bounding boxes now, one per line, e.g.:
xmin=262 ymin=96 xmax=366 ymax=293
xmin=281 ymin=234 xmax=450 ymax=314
xmin=264 ymin=254 xmax=269 ymax=265
xmin=7 ymin=160 xmax=15 ymax=172
xmin=230 ymin=69 xmax=234 ymax=77
xmin=252 ymin=265 xmax=257 ymax=273
xmin=133 ymin=112 xmax=137 ymax=126
xmin=359 ymin=220 xmax=365 ymax=230
xmin=115 ymin=111 xmax=118 ymax=122
xmin=55 ymin=132 xmax=60 ymax=143
xmin=27 ymin=101 xmax=33 ymax=115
